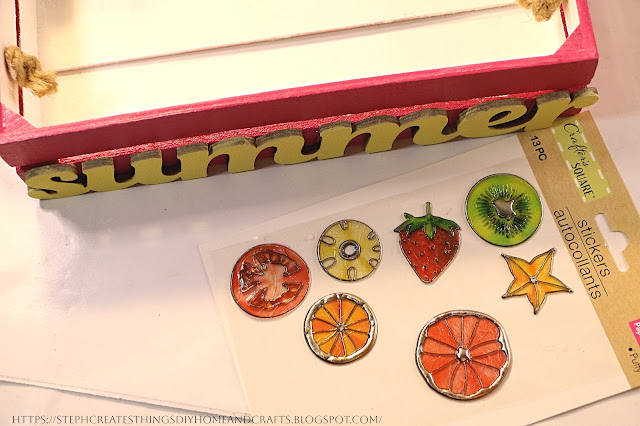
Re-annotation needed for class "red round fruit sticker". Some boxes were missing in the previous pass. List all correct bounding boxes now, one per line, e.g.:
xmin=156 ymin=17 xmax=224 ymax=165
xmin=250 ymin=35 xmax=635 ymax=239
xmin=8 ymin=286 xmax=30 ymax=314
xmin=416 ymin=310 xmax=511 ymax=400
xmin=231 ymin=244 xmax=311 ymax=318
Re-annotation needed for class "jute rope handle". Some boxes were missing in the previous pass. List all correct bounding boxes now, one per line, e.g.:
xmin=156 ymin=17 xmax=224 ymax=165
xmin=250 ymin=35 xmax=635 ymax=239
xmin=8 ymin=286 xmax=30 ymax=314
xmin=516 ymin=0 xmax=563 ymax=22
xmin=4 ymin=45 xmax=58 ymax=97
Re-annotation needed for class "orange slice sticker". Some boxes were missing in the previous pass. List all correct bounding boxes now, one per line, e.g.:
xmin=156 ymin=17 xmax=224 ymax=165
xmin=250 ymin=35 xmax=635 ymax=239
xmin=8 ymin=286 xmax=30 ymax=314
xmin=304 ymin=293 xmax=377 ymax=364
xmin=416 ymin=310 xmax=511 ymax=400
xmin=231 ymin=244 xmax=310 ymax=318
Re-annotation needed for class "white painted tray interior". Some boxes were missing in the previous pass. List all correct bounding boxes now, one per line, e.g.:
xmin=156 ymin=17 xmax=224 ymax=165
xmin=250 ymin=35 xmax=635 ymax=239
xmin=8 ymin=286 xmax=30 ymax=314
xmin=10 ymin=0 xmax=578 ymax=126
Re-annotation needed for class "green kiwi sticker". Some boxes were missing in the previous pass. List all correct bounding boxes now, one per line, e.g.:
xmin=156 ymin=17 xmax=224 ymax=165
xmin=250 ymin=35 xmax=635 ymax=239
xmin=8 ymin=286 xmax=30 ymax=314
xmin=466 ymin=174 xmax=543 ymax=247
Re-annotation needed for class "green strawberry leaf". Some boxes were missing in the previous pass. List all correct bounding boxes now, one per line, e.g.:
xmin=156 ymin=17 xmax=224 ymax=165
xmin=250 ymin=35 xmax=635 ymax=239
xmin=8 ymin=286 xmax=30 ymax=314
xmin=434 ymin=218 xmax=461 ymax=235
xmin=393 ymin=219 xmax=413 ymax=233
xmin=423 ymin=221 xmax=435 ymax=239
xmin=394 ymin=202 xmax=460 ymax=240
xmin=408 ymin=222 xmax=422 ymax=235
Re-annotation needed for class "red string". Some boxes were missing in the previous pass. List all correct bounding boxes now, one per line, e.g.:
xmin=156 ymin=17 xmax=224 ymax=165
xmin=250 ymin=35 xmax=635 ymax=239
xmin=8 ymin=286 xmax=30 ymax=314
xmin=14 ymin=0 xmax=24 ymax=116
xmin=560 ymin=4 xmax=569 ymax=39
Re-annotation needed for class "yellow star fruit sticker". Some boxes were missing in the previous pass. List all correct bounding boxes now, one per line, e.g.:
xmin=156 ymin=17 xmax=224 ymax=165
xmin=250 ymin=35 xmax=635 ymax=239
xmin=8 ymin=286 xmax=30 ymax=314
xmin=501 ymin=249 xmax=572 ymax=314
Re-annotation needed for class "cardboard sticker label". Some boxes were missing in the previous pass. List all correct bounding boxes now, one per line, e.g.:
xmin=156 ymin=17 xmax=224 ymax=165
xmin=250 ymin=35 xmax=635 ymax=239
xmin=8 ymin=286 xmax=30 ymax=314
xmin=552 ymin=121 xmax=611 ymax=202
xmin=519 ymin=112 xmax=640 ymax=388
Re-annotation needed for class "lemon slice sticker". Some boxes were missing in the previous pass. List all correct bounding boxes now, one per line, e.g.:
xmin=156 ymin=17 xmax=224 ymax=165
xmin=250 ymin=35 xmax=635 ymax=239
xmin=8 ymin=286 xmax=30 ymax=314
xmin=317 ymin=220 xmax=382 ymax=281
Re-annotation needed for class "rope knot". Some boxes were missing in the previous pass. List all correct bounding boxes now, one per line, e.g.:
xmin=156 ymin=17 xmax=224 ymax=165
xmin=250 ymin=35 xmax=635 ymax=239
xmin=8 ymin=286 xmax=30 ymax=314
xmin=4 ymin=45 xmax=58 ymax=97
xmin=516 ymin=0 xmax=563 ymax=22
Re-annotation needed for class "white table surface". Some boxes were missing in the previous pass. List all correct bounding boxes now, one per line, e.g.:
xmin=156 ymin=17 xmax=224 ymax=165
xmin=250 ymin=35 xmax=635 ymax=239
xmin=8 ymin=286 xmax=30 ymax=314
xmin=1 ymin=0 xmax=639 ymax=424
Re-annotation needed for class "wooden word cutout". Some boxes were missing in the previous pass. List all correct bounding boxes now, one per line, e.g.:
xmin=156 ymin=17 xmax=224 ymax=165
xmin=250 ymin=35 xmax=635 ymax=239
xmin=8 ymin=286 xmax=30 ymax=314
xmin=25 ymin=88 xmax=597 ymax=199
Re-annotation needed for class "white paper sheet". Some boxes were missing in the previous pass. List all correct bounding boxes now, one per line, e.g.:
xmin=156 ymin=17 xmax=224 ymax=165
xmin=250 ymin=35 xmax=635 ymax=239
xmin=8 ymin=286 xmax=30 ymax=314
xmin=0 ymin=163 xmax=249 ymax=416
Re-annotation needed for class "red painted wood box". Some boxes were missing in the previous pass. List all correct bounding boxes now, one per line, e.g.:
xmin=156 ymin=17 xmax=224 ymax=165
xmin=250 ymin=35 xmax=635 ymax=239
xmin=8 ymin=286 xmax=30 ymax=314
xmin=0 ymin=0 xmax=598 ymax=198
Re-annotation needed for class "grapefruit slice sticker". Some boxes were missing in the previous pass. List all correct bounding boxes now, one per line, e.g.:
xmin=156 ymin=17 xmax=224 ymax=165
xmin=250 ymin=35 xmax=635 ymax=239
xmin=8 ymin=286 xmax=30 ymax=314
xmin=416 ymin=310 xmax=511 ymax=400
xmin=304 ymin=293 xmax=377 ymax=364
xmin=231 ymin=244 xmax=310 ymax=318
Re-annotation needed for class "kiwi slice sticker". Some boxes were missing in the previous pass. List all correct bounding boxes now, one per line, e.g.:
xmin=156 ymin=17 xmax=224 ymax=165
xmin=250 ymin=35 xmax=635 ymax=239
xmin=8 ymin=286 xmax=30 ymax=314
xmin=465 ymin=174 xmax=542 ymax=247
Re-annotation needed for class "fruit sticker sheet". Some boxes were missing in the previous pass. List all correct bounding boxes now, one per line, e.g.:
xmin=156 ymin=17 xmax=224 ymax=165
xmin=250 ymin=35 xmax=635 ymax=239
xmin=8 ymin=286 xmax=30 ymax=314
xmin=200 ymin=114 xmax=638 ymax=425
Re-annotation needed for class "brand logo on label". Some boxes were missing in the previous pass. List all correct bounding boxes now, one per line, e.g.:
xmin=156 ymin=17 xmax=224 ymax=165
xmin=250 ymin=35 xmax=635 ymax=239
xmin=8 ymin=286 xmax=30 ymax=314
xmin=630 ymin=320 xmax=640 ymax=347
xmin=553 ymin=119 xmax=611 ymax=203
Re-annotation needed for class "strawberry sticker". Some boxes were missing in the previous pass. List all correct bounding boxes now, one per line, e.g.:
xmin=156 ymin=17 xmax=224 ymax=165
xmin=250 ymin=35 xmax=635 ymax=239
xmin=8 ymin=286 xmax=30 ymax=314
xmin=394 ymin=202 xmax=461 ymax=284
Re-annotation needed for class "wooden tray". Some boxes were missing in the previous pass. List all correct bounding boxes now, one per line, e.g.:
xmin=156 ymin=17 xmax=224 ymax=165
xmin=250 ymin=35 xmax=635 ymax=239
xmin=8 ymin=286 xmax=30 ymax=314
xmin=0 ymin=0 xmax=598 ymax=198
